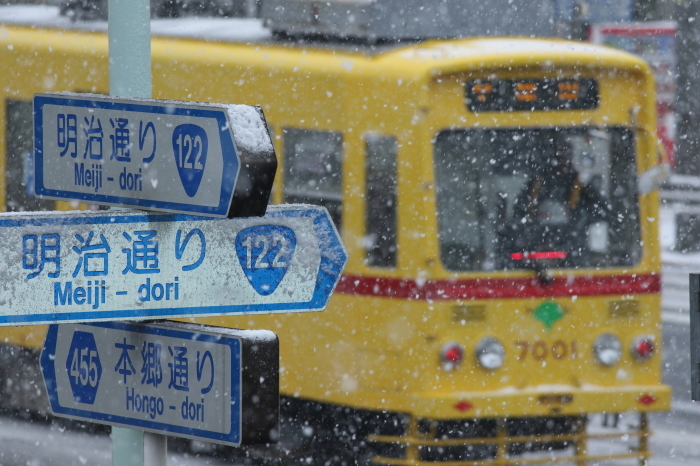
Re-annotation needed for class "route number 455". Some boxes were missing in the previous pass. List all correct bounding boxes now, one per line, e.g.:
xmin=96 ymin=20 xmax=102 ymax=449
xmin=70 ymin=347 xmax=99 ymax=387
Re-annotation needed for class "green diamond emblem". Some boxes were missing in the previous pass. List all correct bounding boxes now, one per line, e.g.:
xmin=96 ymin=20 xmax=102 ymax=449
xmin=533 ymin=302 xmax=565 ymax=331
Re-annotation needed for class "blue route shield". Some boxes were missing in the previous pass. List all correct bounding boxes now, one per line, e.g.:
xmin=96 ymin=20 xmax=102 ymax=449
xmin=65 ymin=331 xmax=102 ymax=404
xmin=172 ymin=124 xmax=209 ymax=197
xmin=235 ymin=225 xmax=297 ymax=296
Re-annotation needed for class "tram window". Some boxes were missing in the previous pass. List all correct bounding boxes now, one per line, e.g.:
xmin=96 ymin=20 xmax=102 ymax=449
xmin=365 ymin=134 xmax=397 ymax=268
xmin=5 ymin=100 xmax=54 ymax=212
xmin=283 ymin=128 xmax=343 ymax=229
xmin=434 ymin=128 xmax=641 ymax=272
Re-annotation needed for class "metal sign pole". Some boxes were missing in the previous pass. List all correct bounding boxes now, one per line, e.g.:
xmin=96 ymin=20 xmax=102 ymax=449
xmin=108 ymin=0 xmax=151 ymax=99
xmin=107 ymin=0 xmax=157 ymax=462
xmin=144 ymin=431 xmax=168 ymax=466
xmin=690 ymin=274 xmax=700 ymax=401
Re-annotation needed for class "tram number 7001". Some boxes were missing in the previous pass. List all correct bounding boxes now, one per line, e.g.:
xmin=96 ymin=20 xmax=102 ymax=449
xmin=515 ymin=340 xmax=578 ymax=361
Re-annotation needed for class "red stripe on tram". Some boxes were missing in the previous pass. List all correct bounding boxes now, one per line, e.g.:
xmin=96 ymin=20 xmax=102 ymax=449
xmin=336 ymin=273 xmax=660 ymax=300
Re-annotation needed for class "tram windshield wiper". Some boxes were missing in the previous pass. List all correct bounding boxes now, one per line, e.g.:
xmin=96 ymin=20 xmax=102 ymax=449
xmin=510 ymin=252 xmax=567 ymax=260
xmin=511 ymin=251 xmax=568 ymax=284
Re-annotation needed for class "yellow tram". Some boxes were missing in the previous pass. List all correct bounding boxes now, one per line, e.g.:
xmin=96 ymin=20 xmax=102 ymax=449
xmin=0 ymin=17 xmax=669 ymax=465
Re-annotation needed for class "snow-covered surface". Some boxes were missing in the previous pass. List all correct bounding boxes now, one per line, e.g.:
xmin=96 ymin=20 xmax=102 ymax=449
xmin=666 ymin=173 xmax=700 ymax=190
xmin=163 ymin=320 xmax=277 ymax=342
xmin=0 ymin=5 xmax=272 ymax=43
xmin=661 ymin=203 xmax=676 ymax=252
xmin=226 ymin=105 xmax=274 ymax=158
xmin=402 ymin=36 xmax=640 ymax=63
xmin=0 ymin=415 xmax=231 ymax=465
xmin=150 ymin=17 xmax=270 ymax=42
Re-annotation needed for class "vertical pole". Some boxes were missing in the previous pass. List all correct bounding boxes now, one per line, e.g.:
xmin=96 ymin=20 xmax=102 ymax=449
xmin=638 ymin=412 xmax=649 ymax=466
xmin=109 ymin=0 xmax=151 ymax=98
xmin=245 ymin=0 xmax=257 ymax=18
xmin=404 ymin=415 xmax=419 ymax=465
xmin=691 ymin=274 xmax=700 ymax=401
xmin=495 ymin=418 xmax=507 ymax=466
xmin=107 ymin=0 xmax=161 ymax=464
xmin=112 ymin=427 xmax=144 ymax=466
xmin=111 ymin=429 xmax=170 ymax=466
xmin=574 ymin=415 xmax=588 ymax=466
xmin=144 ymin=432 xmax=168 ymax=466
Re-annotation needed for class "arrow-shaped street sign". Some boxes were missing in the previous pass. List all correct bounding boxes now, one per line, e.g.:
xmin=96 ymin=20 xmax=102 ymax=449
xmin=41 ymin=321 xmax=279 ymax=446
xmin=0 ymin=204 xmax=346 ymax=325
xmin=33 ymin=92 xmax=277 ymax=218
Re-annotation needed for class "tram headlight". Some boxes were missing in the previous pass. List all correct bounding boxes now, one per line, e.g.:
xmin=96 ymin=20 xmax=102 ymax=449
xmin=593 ymin=333 xmax=622 ymax=366
xmin=475 ymin=337 xmax=505 ymax=370
xmin=631 ymin=335 xmax=655 ymax=361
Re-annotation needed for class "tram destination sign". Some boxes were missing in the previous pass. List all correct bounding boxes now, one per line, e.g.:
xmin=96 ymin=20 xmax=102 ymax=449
xmin=33 ymin=92 xmax=277 ymax=218
xmin=40 ymin=321 xmax=279 ymax=445
xmin=0 ymin=204 xmax=346 ymax=325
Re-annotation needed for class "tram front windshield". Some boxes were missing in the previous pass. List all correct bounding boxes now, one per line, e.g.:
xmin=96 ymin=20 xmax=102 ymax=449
xmin=434 ymin=128 xmax=642 ymax=272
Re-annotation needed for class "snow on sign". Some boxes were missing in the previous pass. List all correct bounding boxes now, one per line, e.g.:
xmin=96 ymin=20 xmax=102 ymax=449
xmin=40 ymin=321 xmax=279 ymax=445
xmin=0 ymin=204 xmax=346 ymax=325
xmin=33 ymin=92 xmax=277 ymax=218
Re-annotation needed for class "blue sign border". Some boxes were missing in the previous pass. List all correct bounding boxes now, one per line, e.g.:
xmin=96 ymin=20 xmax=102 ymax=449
xmin=41 ymin=322 xmax=241 ymax=444
xmin=0 ymin=206 xmax=347 ymax=325
xmin=33 ymin=94 xmax=240 ymax=217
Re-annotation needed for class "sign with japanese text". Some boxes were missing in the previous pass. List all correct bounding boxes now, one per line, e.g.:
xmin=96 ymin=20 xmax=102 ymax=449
xmin=0 ymin=204 xmax=346 ymax=325
xmin=33 ymin=93 xmax=277 ymax=218
xmin=40 ymin=321 xmax=279 ymax=445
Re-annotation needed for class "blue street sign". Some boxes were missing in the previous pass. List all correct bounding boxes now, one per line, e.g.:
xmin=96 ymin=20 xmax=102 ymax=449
xmin=33 ymin=93 xmax=277 ymax=218
xmin=0 ymin=204 xmax=346 ymax=325
xmin=41 ymin=321 xmax=279 ymax=445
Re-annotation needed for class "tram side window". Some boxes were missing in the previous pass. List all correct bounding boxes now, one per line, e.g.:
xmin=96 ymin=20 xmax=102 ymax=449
xmin=6 ymin=100 xmax=54 ymax=212
xmin=365 ymin=134 xmax=397 ymax=268
xmin=283 ymin=128 xmax=343 ymax=229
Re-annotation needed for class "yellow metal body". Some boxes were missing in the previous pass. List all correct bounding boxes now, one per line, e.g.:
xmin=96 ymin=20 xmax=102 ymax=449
xmin=0 ymin=24 xmax=669 ymax=461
